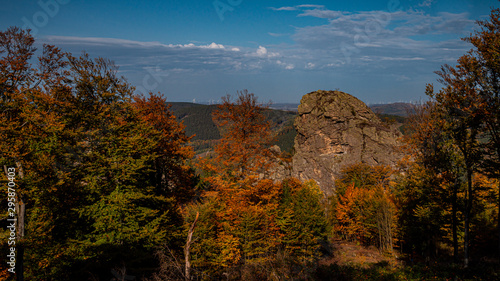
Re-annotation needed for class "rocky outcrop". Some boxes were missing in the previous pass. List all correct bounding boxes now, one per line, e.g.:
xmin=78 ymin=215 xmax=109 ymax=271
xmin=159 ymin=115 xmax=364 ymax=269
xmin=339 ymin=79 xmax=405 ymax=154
xmin=263 ymin=145 xmax=292 ymax=182
xmin=292 ymin=90 xmax=403 ymax=197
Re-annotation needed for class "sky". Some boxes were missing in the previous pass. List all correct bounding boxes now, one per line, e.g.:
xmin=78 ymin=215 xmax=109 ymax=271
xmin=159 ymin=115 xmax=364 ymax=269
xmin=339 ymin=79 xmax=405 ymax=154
xmin=1 ymin=0 xmax=498 ymax=104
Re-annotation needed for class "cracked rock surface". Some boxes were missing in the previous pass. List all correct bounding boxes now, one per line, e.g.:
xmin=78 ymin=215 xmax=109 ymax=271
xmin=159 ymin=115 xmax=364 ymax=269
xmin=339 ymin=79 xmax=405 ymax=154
xmin=292 ymin=90 xmax=404 ymax=197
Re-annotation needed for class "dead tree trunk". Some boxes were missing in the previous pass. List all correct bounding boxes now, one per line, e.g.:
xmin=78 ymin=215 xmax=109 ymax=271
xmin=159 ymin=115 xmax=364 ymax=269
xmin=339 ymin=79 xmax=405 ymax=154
xmin=184 ymin=212 xmax=199 ymax=281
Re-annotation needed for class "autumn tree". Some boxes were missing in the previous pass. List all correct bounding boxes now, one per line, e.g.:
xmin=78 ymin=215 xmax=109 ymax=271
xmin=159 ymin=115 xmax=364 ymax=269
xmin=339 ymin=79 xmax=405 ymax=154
xmin=132 ymin=93 xmax=194 ymax=203
xmin=0 ymin=26 xmax=71 ymax=280
xmin=395 ymin=159 xmax=461 ymax=262
xmin=423 ymin=19 xmax=500 ymax=266
xmin=430 ymin=57 xmax=485 ymax=266
xmin=330 ymin=163 xmax=396 ymax=252
xmin=399 ymin=101 xmax=465 ymax=262
xmin=191 ymin=91 xmax=327 ymax=280
xmin=196 ymin=91 xmax=279 ymax=274
xmin=408 ymin=7 xmax=500 ymax=266
xmin=208 ymin=89 xmax=273 ymax=180
xmin=0 ymin=27 xmax=194 ymax=280
xmin=460 ymin=8 xmax=500 ymax=258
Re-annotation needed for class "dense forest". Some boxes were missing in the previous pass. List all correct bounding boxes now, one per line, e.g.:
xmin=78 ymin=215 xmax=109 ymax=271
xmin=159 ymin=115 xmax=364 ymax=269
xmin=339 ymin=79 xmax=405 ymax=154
xmin=1 ymin=7 xmax=500 ymax=281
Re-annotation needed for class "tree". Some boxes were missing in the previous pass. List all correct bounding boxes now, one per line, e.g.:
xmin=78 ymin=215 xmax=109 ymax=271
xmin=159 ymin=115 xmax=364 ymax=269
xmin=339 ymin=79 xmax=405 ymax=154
xmin=192 ymin=91 xmax=327 ymax=279
xmin=461 ymin=8 xmax=500 ymax=258
xmin=0 ymin=27 xmax=194 ymax=280
xmin=398 ymin=7 xmax=500 ymax=266
xmin=427 ymin=29 xmax=489 ymax=268
xmin=276 ymin=179 xmax=327 ymax=278
xmin=208 ymin=90 xmax=273 ymax=180
xmin=330 ymin=163 xmax=396 ymax=251
xmin=196 ymin=91 xmax=279 ymax=273
xmin=402 ymin=101 xmax=465 ymax=262
xmin=132 ymin=94 xmax=194 ymax=203
xmin=0 ymin=26 xmax=71 ymax=280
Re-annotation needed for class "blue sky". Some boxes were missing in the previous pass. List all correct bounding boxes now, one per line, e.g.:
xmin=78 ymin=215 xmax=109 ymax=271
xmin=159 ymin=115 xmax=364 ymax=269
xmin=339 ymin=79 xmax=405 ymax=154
xmin=1 ymin=0 xmax=498 ymax=104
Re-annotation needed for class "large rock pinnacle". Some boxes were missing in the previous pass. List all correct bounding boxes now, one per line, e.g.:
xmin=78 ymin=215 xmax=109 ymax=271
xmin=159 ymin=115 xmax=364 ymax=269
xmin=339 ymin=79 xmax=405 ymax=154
xmin=292 ymin=90 xmax=403 ymax=197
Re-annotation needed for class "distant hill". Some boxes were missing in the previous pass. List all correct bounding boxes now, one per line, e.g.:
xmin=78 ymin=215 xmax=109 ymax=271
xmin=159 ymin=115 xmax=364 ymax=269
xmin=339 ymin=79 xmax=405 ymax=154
xmin=269 ymin=103 xmax=299 ymax=111
xmin=369 ymin=102 xmax=412 ymax=117
xmin=261 ymin=101 xmax=413 ymax=116
xmin=169 ymin=102 xmax=220 ymax=141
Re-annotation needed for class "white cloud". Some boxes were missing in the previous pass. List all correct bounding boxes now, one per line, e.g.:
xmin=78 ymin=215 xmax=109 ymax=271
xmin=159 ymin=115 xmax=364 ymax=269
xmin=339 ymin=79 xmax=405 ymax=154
xmin=276 ymin=60 xmax=295 ymax=70
xmin=41 ymin=36 xmax=288 ymax=75
xmin=268 ymin=32 xmax=288 ymax=37
xmin=40 ymin=4 xmax=477 ymax=102
xmin=395 ymin=74 xmax=411 ymax=81
xmin=297 ymin=4 xmax=325 ymax=9
xmin=255 ymin=46 xmax=279 ymax=58
xmin=379 ymin=57 xmax=425 ymax=61
xmin=44 ymin=36 xmax=166 ymax=48
xmin=305 ymin=62 xmax=315 ymax=69
xmin=270 ymin=6 xmax=297 ymax=11
xmin=289 ymin=8 xmax=473 ymax=55
xmin=202 ymin=42 xmax=225 ymax=49
xmin=44 ymin=36 xmax=232 ymax=51
xmin=256 ymin=46 xmax=268 ymax=56
xmin=298 ymin=9 xmax=345 ymax=19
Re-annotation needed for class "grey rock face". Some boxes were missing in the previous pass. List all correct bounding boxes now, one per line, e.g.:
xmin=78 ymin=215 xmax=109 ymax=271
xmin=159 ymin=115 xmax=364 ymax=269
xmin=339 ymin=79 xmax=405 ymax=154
xmin=292 ymin=90 xmax=403 ymax=197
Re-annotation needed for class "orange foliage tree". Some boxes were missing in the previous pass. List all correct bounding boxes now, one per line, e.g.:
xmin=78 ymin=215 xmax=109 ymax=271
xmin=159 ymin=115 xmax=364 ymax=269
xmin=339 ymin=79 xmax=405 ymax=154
xmin=132 ymin=93 xmax=194 ymax=203
xmin=191 ymin=91 xmax=327 ymax=279
xmin=401 ymin=101 xmax=464 ymax=262
xmin=209 ymin=89 xmax=273 ymax=180
xmin=331 ymin=163 xmax=396 ymax=251
xmin=197 ymin=91 xmax=279 ymax=268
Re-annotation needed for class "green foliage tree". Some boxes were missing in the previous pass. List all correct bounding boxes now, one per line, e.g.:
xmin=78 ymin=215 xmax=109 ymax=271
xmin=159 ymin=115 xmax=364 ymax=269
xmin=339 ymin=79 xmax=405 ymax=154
xmin=399 ymin=101 xmax=466 ymax=262
xmin=0 ymin=27 xmax=194 ymax=280
xmin=401 ymin=8 xmax=500 ymax=265
xmin=460 ymin=8 xmax=500 ymax=258
xmin=277 ymin=179 xmax=327 ymax=264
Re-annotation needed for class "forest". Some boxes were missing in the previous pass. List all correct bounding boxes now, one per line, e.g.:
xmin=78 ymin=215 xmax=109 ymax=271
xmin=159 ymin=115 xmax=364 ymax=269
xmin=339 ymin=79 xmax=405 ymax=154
xmin=0 ymin=7 xmax=500 ymax=281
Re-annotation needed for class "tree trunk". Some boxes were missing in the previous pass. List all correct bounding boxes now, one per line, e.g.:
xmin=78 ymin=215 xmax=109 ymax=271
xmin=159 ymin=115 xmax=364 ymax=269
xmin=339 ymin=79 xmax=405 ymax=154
xmin=184 ymin=212 xmax=199 ymax=281
xmin=464 ymin=168 xmax=473 ymax=268
xmin=452 ymin=179 xmax=459 ymax=263
xmin=497 ymin=180 xmax=500 ymax=261
xmin=496 ymin=144 xmax=500 ymax=261
xmin=16 ymin=201 xmax=25 ymax=281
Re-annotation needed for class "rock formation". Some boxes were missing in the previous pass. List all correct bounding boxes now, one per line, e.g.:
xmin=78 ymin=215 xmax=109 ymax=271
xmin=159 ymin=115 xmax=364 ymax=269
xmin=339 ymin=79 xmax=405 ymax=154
xmin=292 ymin=90 xmax=403 ymax=197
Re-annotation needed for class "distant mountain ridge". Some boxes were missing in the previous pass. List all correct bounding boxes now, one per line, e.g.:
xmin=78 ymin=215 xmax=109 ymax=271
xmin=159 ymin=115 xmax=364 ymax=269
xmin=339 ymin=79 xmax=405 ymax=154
xmin=172 ymin=101 xmax=411 ymax=115
xmin=369 ymin=102 xmax=412 ymax=117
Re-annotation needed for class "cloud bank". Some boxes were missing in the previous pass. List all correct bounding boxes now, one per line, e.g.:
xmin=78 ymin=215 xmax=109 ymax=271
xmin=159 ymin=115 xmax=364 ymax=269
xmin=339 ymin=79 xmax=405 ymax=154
xmin=39 ymin=4 xmax=477 ymax=102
